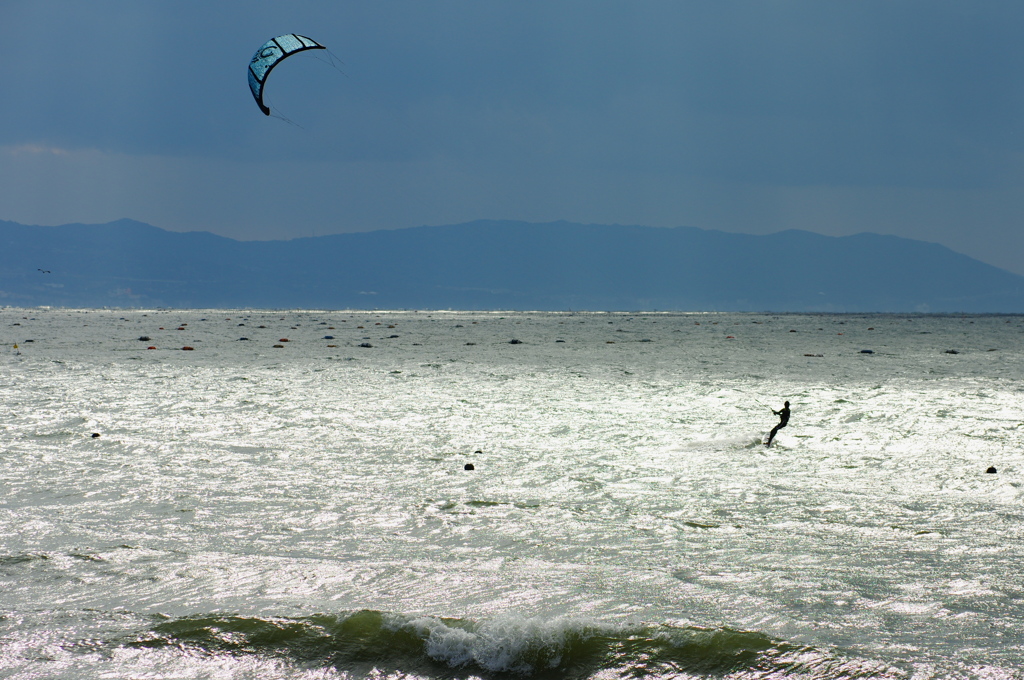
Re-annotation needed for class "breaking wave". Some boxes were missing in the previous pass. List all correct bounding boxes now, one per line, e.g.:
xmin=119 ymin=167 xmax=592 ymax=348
xmin=126 ymin=609 xmax=899 ymax=679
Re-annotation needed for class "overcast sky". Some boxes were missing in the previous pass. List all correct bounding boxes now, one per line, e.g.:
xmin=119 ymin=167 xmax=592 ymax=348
xmin=3 ymin=1 xmax=1024 ymax=273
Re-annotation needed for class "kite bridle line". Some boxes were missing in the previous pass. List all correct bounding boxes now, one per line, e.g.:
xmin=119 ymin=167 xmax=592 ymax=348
xmin=261 ymin=47 xmax=346 ymax=127
xmin=312 ymin=48 xmax=349 ymax=80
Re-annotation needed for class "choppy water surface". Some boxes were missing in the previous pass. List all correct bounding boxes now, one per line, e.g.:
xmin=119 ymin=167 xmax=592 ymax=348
xmin=1 ymin=309 xmax=1023 ymax=679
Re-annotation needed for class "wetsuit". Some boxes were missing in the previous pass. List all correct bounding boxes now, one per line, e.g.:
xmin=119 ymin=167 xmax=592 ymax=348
xmin=766 ymin=403 xmax=790 ymax=447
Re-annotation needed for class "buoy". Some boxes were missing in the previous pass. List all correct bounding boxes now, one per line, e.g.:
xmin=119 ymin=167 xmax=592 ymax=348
xmin=91 ymin=433 xmax=100 ymax=438
xmin=279 ymin=338 xmax=289 ymax=342
xmin=464 ymin=463 xmax=475 ymax=470
xmin=986 ymin=467 xmax=997 ymax=474
xmin=147 ymin=346 xmax=157 ymax=350
xmin=182 ymin=346 xmax=194 ymax=351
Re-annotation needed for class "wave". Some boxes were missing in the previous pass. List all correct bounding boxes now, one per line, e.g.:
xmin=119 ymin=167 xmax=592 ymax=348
xmin=125 ymin=609 xmax=899 ymax=679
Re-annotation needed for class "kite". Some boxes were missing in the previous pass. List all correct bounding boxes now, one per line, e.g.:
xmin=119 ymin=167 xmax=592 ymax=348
xmin=248 ymin=34 xmax=326 ymax=116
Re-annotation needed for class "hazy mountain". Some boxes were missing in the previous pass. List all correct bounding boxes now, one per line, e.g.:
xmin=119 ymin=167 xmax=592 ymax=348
xmin=2 ymin=219 xmax=1022 ymax=312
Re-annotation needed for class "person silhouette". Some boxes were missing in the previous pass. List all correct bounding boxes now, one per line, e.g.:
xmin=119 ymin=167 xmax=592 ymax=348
xmin=766 ymin=401 xmax=790 ymax=447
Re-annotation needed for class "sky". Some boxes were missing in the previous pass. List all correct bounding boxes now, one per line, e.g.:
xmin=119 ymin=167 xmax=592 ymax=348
xmin=3 ymin=1 xmax=1024 ymax=274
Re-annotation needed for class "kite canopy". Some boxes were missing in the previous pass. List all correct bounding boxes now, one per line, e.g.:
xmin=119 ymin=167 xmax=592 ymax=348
xmin=248 ymin=34 xmax=326 ymax=116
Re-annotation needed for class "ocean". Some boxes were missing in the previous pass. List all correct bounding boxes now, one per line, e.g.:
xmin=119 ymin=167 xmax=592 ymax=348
xmin=1 ymin=308 xmax=1022 ymax=679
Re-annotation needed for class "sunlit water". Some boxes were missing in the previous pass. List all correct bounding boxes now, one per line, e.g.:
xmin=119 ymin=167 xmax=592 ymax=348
xmin=1 ymin=308 xmax=1023 ymax=679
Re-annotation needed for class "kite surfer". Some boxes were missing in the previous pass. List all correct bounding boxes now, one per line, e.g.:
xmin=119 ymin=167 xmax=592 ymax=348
xmin=765 ymin=401 xmax=790 ymax=447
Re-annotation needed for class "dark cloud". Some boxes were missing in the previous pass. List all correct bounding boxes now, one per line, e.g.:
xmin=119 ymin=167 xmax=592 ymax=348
xmin=3 ymin=1 xmax=1024 ymax=274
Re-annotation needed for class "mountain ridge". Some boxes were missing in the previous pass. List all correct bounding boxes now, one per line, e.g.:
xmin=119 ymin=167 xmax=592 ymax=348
xmin=1 ymin=219 xmax=1021 ymax=312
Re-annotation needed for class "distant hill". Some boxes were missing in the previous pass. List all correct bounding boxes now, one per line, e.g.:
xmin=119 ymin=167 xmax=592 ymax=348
xmin=1 ymin=219 xmax=1023 ymax=312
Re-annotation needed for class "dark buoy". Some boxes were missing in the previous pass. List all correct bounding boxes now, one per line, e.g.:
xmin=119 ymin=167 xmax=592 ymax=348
xmin=474 ymin=450 xmax=482 ymax=454
xmin=464 ymin=463 xmax=475 ymax=470
xmin=509 ymin=339 xmax=523 ymax=344
xmin=986 ymin=466 xmax=997 ymax=474
xmin=91 ymin=433 xmax=100 ymax=438
xmin=859 ymin=349 xmax=874 ymax=354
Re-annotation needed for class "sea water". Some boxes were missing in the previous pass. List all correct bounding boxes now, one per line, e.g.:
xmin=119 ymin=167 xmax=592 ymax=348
xmin=1 ymin=308 xmax=1022 ymax=679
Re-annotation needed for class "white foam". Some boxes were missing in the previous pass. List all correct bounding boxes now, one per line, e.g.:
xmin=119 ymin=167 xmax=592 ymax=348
xmin=398 ymin=614 xmax=616 ymax=673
